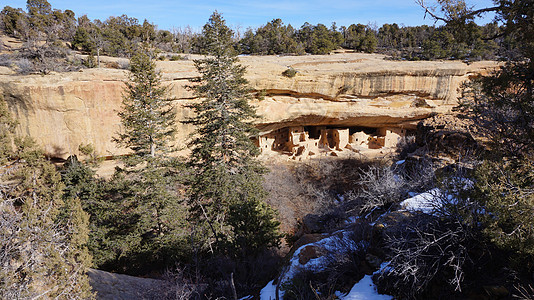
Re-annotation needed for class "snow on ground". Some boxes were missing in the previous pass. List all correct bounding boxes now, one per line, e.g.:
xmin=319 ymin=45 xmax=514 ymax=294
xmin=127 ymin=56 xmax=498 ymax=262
xmin=260 ymin=280 xmax=279 ymax=300
xmin=336 ymin=263 xmax=393 ymax=300
xmin=281 ymin=230 xmax=367 ymax=283
xmin=260 ymin=230 xmax=368 ymax=299
xmin=400 ymin=177 xmax=475 ymax=214
xmin=399 ymin=188 xmax=447 ymax=214
xmin=336 ymin=275 xmax=392 ymax=300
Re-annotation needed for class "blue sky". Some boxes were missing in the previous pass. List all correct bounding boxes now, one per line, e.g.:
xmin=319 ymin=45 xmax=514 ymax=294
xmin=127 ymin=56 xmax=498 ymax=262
xmin=3 ymin=0 xmax=497 ymax=32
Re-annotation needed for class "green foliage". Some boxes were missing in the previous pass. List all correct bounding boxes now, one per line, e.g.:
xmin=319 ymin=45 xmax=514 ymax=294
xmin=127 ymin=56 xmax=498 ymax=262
xmin=169 ymin=54 xmax=184 ymax=61
xmin=0 ymin=96 xmax=93 ymax=298
xmin=77 ymin=42 xmax=188 ymax=275
xmin=78 ymin=142 xmax=94 ymax=156
xmin=27 ymin=0 xmax=52 ymax=17
xmin=60 ymin=154 xmax=189 ymax=274
xmin=282 ymin=67 xmax=297 ymax=78
xmin=186 ymin=11 xmax=281 ymax=257
xmin=453 ymin=1 xmax=533 ymax=157
xmin=0 ymin=95 xmax=16 ymax=164
xmin=26 ymin=0 xmax=52 ymax=32
xmin=473 ymin=159 xmax=534 ymax=271
xmin=381 ymin=2 xmax=534 ymax=297
xmin=2 ymin=2 xmax=510 ymax=60
xmin=194 ymin=11 xmax=236 ymax=57
xmin=72 ymin=26 xmax=95 ymax=52
xmin=114 ymin=45 xmax=175 ymax=163
xmin=342 ymin=23 xmax=377 ymax=53
xmin=420 ymin=23 xmax=498 ymax=60
xmin=239 ymin=19 xmax=301 ymax=55
xmin=422 ymin=28 xmax=456 ymax=59
xmin=377 ymin=23 xmax=402 ymax=49
xmin=257 ymin=89 xmax=267 ymax=100
xmin=95 ymin=164 xmax=188 ymax=274
xmin=83 ymin=52 xmax=97 ymax=68
xmin=297 ymin=22 xmax=342 ymax=54
xmin=376 ymin=22 xmax=498 ymax=61
xmin=0 ymin=6 xmax=25 ymax=36
xmin=227 ymin=195 xmax=281 ymax=256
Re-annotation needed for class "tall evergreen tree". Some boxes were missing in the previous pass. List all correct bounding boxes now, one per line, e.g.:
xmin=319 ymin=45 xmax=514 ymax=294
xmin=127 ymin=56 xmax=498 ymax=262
xmin=114 ymin=45 xmax=176 ymax=164
xmin=95 ymin=45 xmax=188 ymax=274
xmin=186 ymin=11 xmax=280 ymax=256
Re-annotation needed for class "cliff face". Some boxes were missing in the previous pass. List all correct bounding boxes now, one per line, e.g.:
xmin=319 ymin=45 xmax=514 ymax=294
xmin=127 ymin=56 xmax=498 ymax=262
xmin=0 ymin=53 xmax=498 ymax=158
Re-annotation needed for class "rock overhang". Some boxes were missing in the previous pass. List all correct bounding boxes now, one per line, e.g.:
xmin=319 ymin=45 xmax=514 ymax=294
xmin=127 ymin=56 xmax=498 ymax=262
xmin=0 ymin=53 xmax=500 ymax=159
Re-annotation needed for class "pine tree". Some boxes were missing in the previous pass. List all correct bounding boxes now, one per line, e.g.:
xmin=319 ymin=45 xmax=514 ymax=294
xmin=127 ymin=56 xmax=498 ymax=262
xmin=114 ymin=45 xmax=176 ymax=164
xmin=105 ymin=45 xmax=188 ymax=273
xmin=186 ymin=11 xmax=280 ymax=256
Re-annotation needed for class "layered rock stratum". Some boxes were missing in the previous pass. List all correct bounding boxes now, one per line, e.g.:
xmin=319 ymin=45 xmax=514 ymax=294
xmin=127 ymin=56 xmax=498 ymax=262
xmin=0 ymin=53 xmax=498 ymax=159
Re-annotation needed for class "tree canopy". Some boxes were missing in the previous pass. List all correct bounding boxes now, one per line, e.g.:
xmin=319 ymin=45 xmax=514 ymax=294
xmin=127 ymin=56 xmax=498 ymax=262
xmin=186 ymin=11 xmax=281 ymax=257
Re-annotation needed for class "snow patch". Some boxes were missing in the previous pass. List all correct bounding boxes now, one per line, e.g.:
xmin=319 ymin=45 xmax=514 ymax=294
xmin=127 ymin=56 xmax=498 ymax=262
xmin=399 ymin=188 xmax=447 ymax=214
xmin=281 ymin=230 xmax=366 ymax=283
xmin=260 ymin=230 xmax=369 ymax=299
xmin=260 ymin=280 xmax=280 ymax=300
xmin=336 ymin=262 xmax=393 ymax=300
xmin=336 ymin=275 xmax=392 ymax=300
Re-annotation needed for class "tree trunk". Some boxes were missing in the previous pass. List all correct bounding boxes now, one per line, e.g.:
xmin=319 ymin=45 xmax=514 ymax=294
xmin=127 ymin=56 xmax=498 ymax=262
xmin=230 ymin=272 xmax=237 ymax=300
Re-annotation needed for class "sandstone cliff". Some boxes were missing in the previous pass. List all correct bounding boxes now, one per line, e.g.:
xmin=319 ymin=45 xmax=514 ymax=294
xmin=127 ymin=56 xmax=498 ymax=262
xmin=0 ymin=53 xmax=498 ymax=158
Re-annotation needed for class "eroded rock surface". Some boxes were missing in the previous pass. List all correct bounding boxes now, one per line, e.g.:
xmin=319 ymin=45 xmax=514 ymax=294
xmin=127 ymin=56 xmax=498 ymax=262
xmin=0 ymin=53 xmax=499 ymax=159
xmin=87 ymin=268 xmax=167 ymax=300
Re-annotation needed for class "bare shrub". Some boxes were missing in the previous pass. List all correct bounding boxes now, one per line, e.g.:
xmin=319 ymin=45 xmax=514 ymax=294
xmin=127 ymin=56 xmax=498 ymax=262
xmin=263 ymin=161 xmax=338 ymax=233
xmin=375 ymin=214 xmax=476 ymax=299
xmin=15 ymin=45 xmax=81 ymax=73
xmin=401 ymin=156 xmax=436 ymax=192
xmin=264 ymin=158 xmax=434 ymax=234
xmin=105 ymin=61 xmax=120 ymax=69
xmin=357 ymin=163 xmax=407 ymax=213
xmin=157 ymin=266 xmax=204 ymax=300
xmin=0 ymin=54 xmax=13 ymax=67
xmin=514 ymin=284 xmax=534 ymax=300
xmin=118 ymin=59 xmax=130 ymax=69
xmin=16 ymin=58 xmax=34 ymax=73
xmin=375 ymin=166 xmax=483 ymax=299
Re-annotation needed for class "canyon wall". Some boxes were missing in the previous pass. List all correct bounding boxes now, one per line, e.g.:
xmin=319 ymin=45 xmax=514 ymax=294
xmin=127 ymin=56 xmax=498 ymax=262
xmin=0 ymin=53 xmax=498 ymax=158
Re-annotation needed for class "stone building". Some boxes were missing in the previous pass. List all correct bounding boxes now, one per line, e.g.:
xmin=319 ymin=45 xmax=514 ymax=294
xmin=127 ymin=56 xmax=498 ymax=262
xmin=256 ymin=125 xmax=408 ymax=158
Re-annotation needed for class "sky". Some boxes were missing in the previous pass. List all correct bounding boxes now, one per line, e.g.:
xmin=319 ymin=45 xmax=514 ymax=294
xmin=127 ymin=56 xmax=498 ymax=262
xmin=3 ymin=0 xmax=497 ymax=32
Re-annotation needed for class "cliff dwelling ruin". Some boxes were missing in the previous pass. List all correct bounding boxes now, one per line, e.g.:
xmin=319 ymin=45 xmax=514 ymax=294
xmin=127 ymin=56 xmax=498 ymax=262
xmin=255 ymin=125 xmax=410 ymax=159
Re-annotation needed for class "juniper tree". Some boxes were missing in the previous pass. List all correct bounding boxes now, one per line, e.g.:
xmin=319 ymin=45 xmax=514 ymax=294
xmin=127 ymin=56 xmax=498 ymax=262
xmin=186 ymin=11 xmax=280 ymax=257
xmin=374 ymin=2 xmax=534 ymax=296
xmin=0 ymin=95 xmax=93 ymax=298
